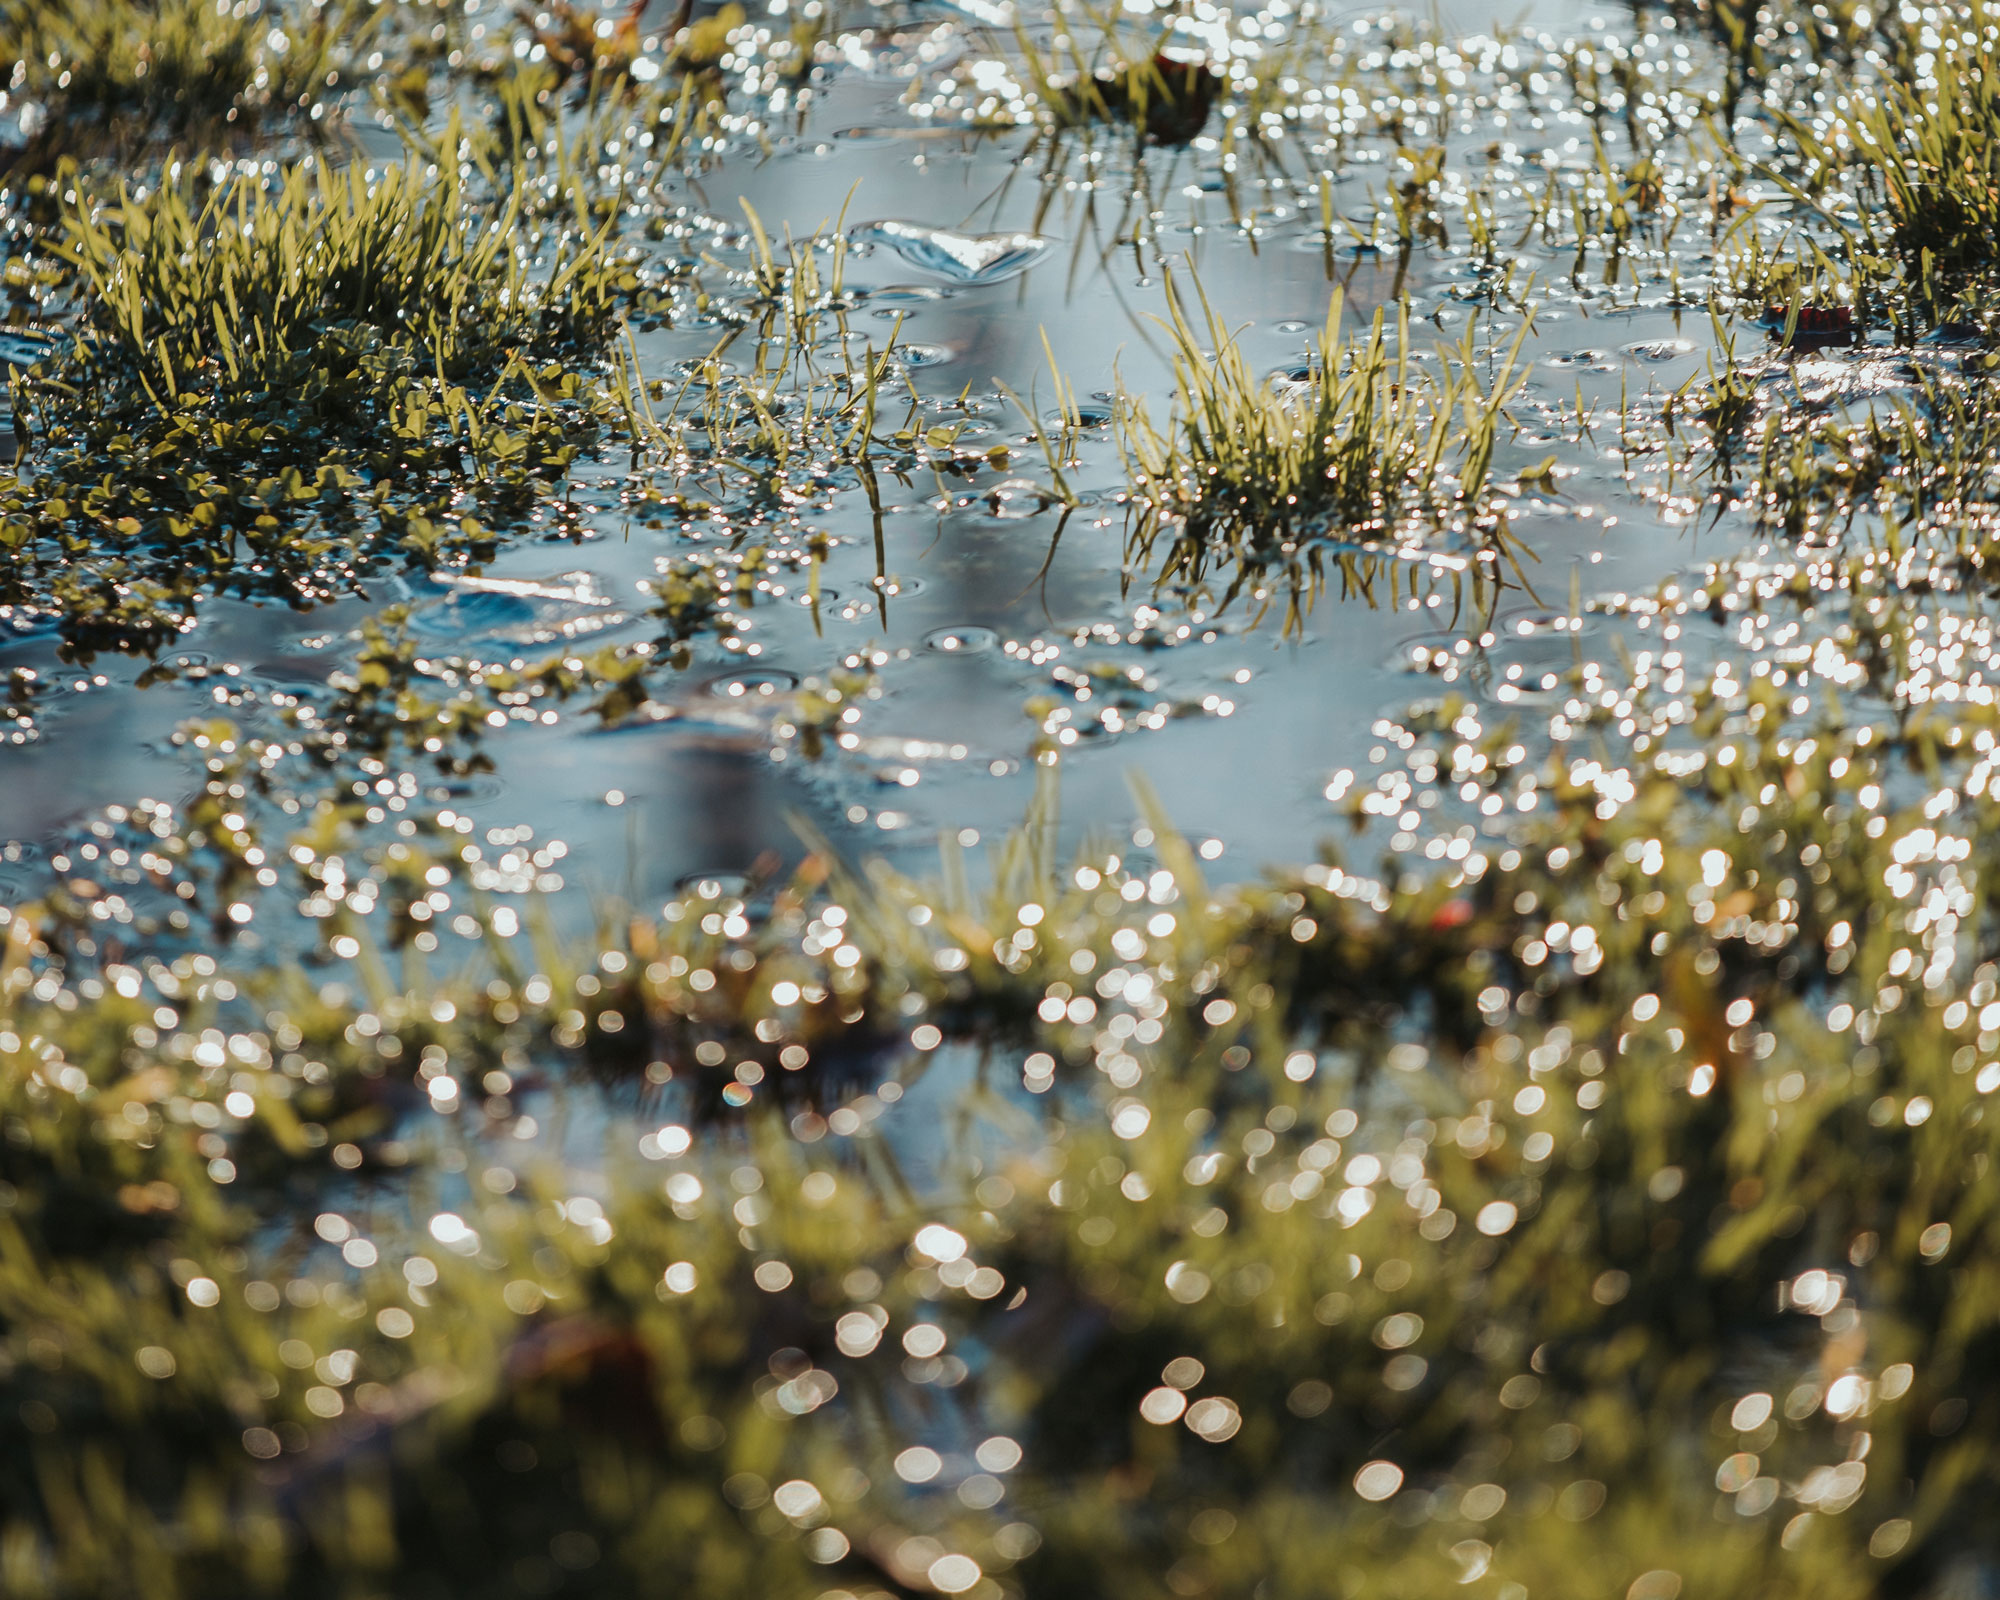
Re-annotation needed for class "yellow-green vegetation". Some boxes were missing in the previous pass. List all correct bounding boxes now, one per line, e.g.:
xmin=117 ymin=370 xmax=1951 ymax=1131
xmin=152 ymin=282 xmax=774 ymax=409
xmin=1118 ymin=283 xmax=1527 ymax=623
xmin=1012 ymin=21 xmax=1224 ymax=148
xmin=1675 ymin=0 xmax=1902 ymax=72
xmin=0 ymin=0 xmax=366 ymax=161
xmin=10 ymin=0 xmax=2000 ymax=1594
xmin=64 ymin=158 xmax=619 ymax=396
xmin=1739 ymin=353 xmax=2000 ymax=549
xmin=0 ymin=153 xmax=651 ymax=658
xmin=5 ymin=655 xmax=2000 ymax=1593
xmin=1738 ymin=0 xmax=2000 ymax=326
xmin=1844 ymin=13 xmax=2000 ymax=282
xmin=939 ymin=0 xmax=1381 ymax=152
xmin=288 ymin=556 xmax=809 ymax=777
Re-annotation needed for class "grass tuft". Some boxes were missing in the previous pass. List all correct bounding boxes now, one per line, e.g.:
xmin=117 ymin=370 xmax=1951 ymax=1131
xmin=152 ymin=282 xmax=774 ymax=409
xmin=1118 ymin=278 xmax=1528 ymax=622
xmin=0 ymin=0 xmax=366 ymax=161
xmin=0 ymin=149 xmax=644 ymax=657
xmin=1847 ymin=14 xmax=2000 ymax=281
xmin=61 ymin=154 xmax=619 ymax=400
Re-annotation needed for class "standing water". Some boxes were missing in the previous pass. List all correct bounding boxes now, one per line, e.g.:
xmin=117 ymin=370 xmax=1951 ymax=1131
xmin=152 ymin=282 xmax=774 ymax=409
xmin=0 ymin=0 xmax=1996 ymax=1593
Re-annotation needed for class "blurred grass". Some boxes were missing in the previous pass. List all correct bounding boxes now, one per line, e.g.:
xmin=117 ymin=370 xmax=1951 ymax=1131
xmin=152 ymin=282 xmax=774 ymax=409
xmin=4 ymin=648 xmax=2000 ymax=1592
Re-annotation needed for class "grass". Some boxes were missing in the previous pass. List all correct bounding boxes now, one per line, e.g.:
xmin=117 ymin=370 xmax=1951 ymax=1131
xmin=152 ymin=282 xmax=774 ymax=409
xmin=1117 ymin=279 xmax=1529 ymax=625
xmin=15 ymin=0 xmax=2000 ymax=1592
xmin=8 ymin=639 xmax=2000 ymax=1592
xmin=922 ymin=0 xmax=1393 ymax=252
xmin=404 ymin=45 xmax=703 ymax=215
xmin=0 ymin=0 xmax=368 ymax=162
xmin=1845 ymin=18 xmax=2000 ymax=282
xmin=0 ymin=149 xmax=647 ymax=658
xmin=1752 ymin=0 xmax=2000 ymax=322
xmin=62 ymin=156 xmax=619 ymax=398
xmin=288 ymin=549 xmax=803 ymax=780
xmin=1654 ymin=288 xmax=2000 ymax=559
xmin=947 ymin=0 xmax=1264 ymax=147
xmin=1019 ymin=24 xmax=1224 ymax=149
xmin=1668 ymin=0 xmax=1909 ymax=129
xmin=1746 ymin=357 xmax=2000 ymax=567
xmin=634 ymin=202 xmax=1017 ymax=531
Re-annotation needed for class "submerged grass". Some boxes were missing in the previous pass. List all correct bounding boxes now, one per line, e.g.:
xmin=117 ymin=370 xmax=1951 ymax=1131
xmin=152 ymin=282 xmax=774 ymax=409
xmin=1118 ymin=280 xmax=1529 ymax=624
xmin=1672 ymin=320 xmax=2000 ymax=563
xmin=635 ymin=204 xmax=1019 ymax=534
xmin=287 ymin=550 xmax=828 ymax=782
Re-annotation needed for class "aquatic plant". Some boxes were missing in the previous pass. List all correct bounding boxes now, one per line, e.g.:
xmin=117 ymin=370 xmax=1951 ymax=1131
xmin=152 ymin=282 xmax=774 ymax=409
xmin=64 ymin=156 xmax=620 ymax=391
xmin=1029 ymin=42 xmax=1223 ymax=147
xmin=1117 ymin=280 xmax=1528 ymax=624
xmin=1749 ymin=0 xmax=2000 ymax=321
xmin=943 ymin=0 xmax=1255 ymax=147
xmin=912 ymin=0 xmax=1397 ymax=256
xmin=0 ymin=152 xmax=648 ymax=657
xmin=641 ymin=207 xmax=1013 ymax=523
xmin=403 ymin=28 xmax=706 ymax=207
xmin=14 ymin=1 xmax=2000 ymax=1595
xmin=0 ymin=0 xmax=366 ymax=162
xmin=13 ymin=638 xmax=2000 ymax=1594
xmin=1676 ymin=331 xmax=2000 ymax=566
xmin=1845 ymin=22 xmax=2000 ymax=283
xmin=286 ymin=554 xmax=800 ymax=778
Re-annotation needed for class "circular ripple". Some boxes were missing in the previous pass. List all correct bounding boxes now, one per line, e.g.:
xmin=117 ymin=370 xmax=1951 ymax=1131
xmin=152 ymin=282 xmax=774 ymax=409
xmin=676 ymin=871 xmax=755 ymax=900
xmin=925 ymin=626 xmax=999 ymax=655
xmin=702 ymin=669 xmax=801 ymax=700
xmin=437 ymin=773 xmax=508 ymax=805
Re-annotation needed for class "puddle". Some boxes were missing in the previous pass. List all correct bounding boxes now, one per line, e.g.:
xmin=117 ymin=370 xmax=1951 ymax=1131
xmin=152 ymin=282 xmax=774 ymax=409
xmin=4 ymin=0 xmax=1999 ymax=1590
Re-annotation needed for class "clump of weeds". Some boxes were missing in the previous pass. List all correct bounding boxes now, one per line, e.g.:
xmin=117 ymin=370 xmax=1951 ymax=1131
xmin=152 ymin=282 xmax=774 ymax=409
xmin=1035 ymin=43 xmax=1223 ymax=147
xmin=0 ymin=148 xmax=652 ymax=658
xmin=0 ymin=0 xmax=371 ymax=165
xmin=12 ymin=643 xmax=2000 ymax=1591
xmin=1758 ymin=1 xmax=2000 ymax=324
xmin=1117 ymin=276 xmax=1530 ymax=626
